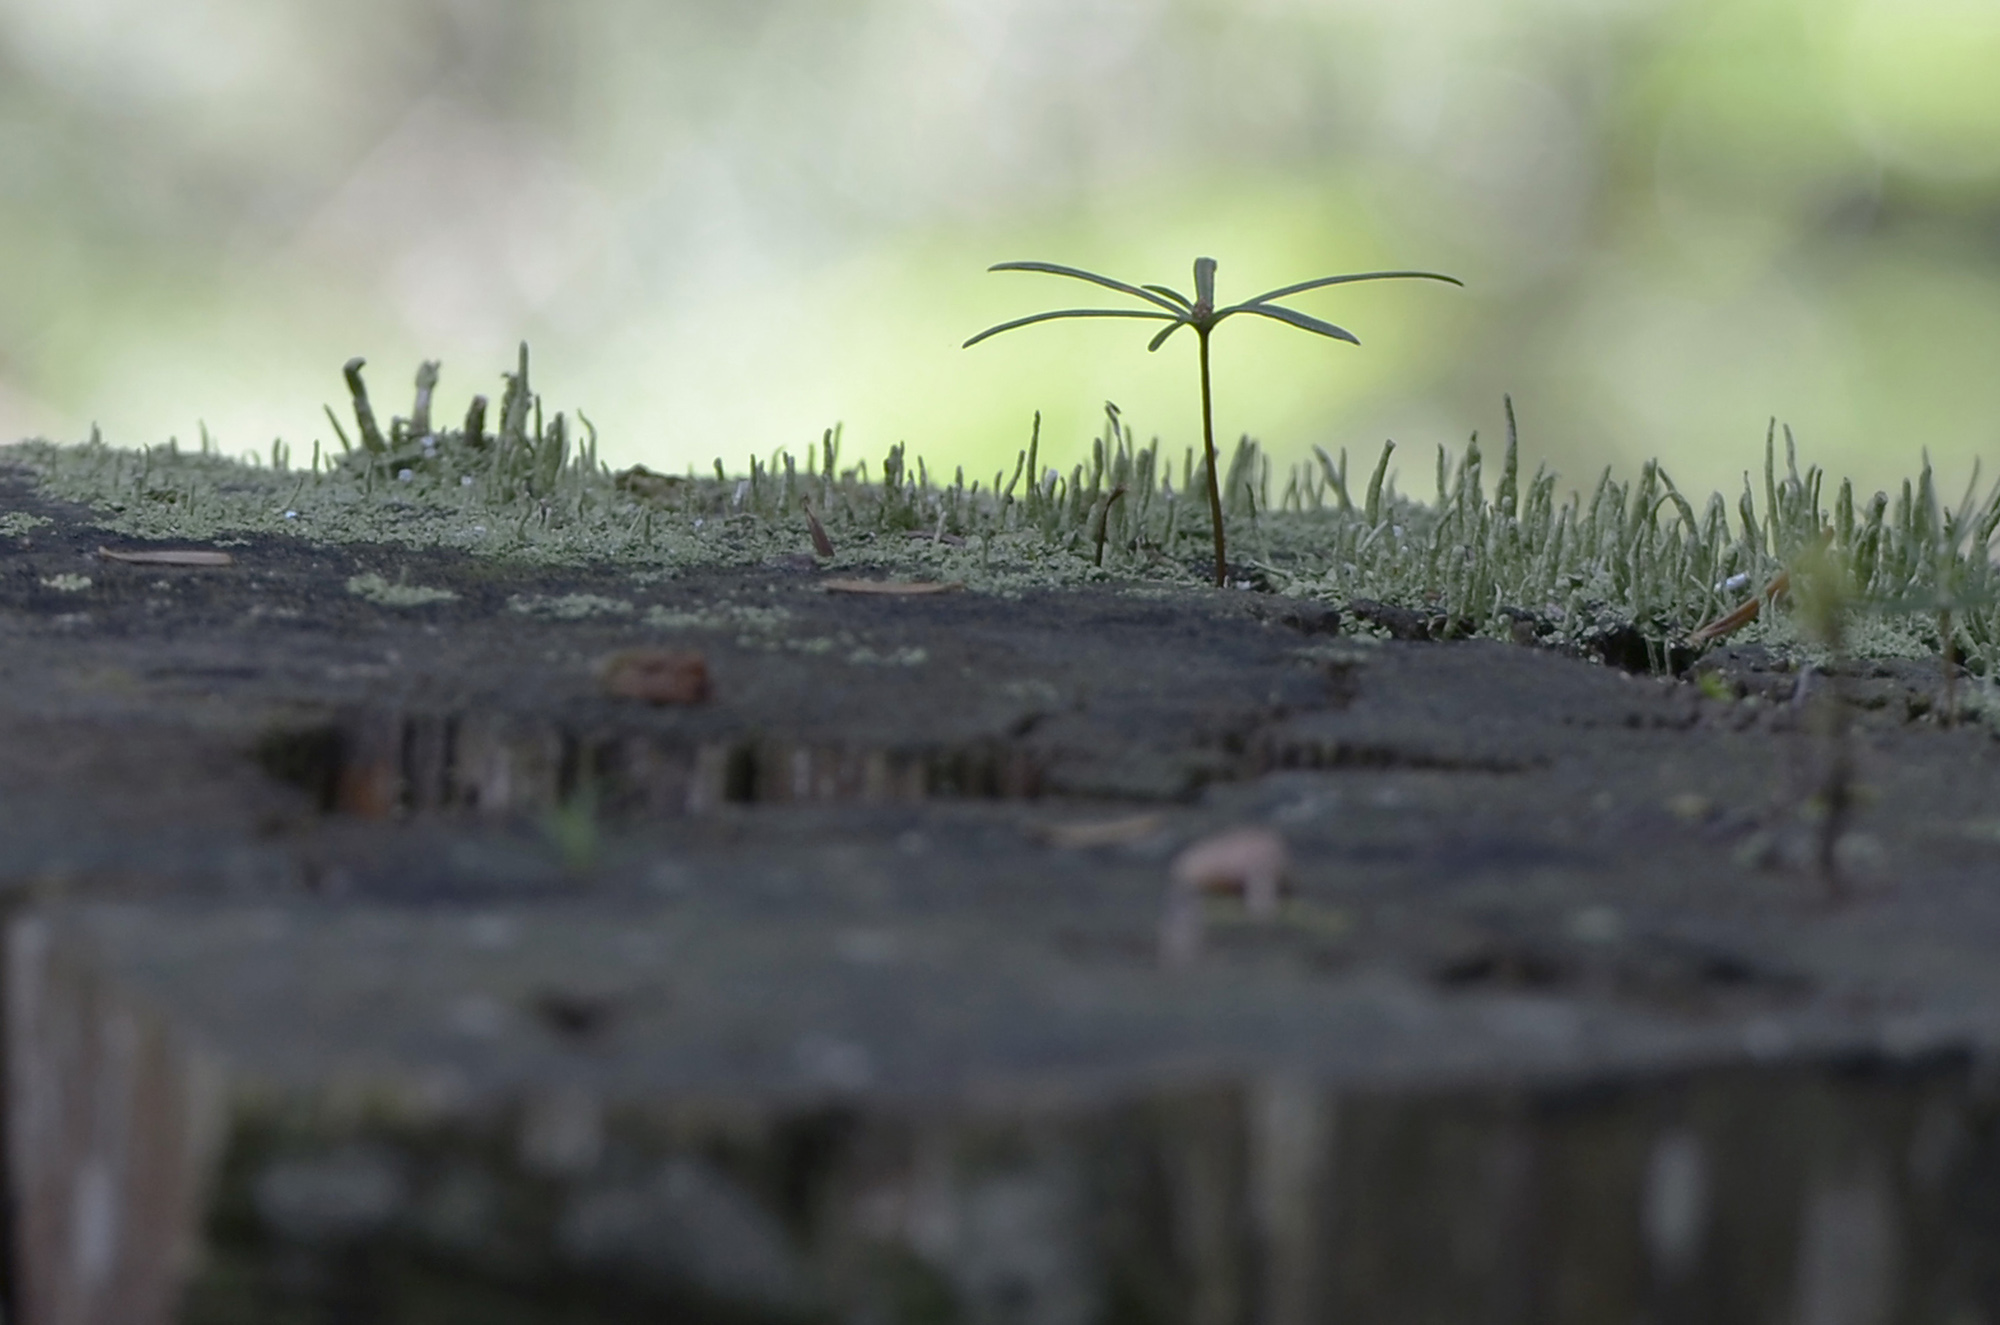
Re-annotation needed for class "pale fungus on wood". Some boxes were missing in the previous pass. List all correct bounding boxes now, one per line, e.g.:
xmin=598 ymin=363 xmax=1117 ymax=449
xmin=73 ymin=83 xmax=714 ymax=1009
xmin=1159 ymin=825 xmax=1293 ymax=967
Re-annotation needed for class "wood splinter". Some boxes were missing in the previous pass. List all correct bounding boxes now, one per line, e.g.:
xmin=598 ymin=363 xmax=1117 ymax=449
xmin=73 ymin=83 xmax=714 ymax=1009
xmin=821 ymin=579 xmax=962 ymax=596
xmin=98 ymin=546 xmax=235 ymax=567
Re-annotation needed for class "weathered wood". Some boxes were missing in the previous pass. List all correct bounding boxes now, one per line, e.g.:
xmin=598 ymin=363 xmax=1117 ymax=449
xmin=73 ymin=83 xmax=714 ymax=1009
xmin=8 ymin=462 xmax=2000 ymax=1321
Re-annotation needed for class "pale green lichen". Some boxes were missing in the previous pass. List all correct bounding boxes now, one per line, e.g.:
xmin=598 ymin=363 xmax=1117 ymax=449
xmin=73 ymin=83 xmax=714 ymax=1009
xmin=1 ymin=511 xmax=51 ymax=537
xmin=346 ymin=573 xmax=458 ymax=607
xmin=4 ymin=351 xmax=1994 ymax=674
xmin=644 ymin=603 xmax=793 ymax=634
xmin=39 ymin=573 xmax=90 ymax=592
xmin=508 ymin=593 xmax=633 ymax=619
xmin=847 ymin=645 xmax=928 ymax=667
xmin=999 ymin=678 xmax=1063 ymax=705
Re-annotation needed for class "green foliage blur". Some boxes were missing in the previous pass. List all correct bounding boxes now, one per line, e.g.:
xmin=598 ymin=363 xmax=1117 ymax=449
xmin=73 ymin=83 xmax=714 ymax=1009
xmin=2 ymin=0 xmax=1998 ymax=500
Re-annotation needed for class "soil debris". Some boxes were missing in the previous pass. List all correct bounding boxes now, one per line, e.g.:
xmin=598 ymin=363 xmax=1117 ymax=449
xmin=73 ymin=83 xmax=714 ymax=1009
xmin=1347 ymin=598 xmax=1442 ymax=640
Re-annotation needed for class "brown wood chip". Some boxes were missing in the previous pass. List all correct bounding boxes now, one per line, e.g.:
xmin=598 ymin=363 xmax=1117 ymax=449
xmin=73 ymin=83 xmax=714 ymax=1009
xmin=821 ymin=578 xmax=963 ymax=595
xmin=598 ymin=649 xmax=710 ymax=705
xmin=97 ymin=547 xmax=235 ymax=566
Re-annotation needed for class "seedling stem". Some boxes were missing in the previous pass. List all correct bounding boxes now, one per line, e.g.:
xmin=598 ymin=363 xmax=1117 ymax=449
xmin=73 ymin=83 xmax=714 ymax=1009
xmin=1198 ymin=327 xmax=1223 ymax=582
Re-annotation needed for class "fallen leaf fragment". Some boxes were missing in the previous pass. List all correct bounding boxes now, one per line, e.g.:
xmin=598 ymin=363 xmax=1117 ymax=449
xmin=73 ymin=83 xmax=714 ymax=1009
xmin=98 ymin=546 xmax=235 ymax=567
xmin=599 ymin=648 xmax=710 ymax=705
xmin=821 ymin=578 xmax=963 ymax=596
xmin=1036 ymin=813 xmax=1165 ymax=850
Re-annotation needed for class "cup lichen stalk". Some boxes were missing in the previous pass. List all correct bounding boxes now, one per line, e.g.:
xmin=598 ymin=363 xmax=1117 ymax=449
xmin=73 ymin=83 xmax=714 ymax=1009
xmin=964 ymin=257 xmax=1461 ymax=586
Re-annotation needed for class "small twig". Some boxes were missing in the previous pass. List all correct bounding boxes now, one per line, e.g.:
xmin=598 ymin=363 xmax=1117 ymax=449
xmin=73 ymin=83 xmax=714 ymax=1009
xmin=1694 ymin=529 xmax=1835 ymax=647
xmin=98 ymin=546 xmax=235 ymax=566
xmin=1690 ymin=568 xmax=1789 ymax=646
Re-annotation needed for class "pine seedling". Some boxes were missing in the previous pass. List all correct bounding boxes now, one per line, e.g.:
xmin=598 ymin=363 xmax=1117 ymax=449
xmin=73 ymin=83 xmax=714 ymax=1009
xmin=964 ymin=257 xmax=1460 ymax=586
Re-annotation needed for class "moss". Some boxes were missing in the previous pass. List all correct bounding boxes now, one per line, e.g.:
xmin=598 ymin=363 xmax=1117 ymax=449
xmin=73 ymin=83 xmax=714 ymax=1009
xmin=39 ymin=573 xmax=92 ymax=593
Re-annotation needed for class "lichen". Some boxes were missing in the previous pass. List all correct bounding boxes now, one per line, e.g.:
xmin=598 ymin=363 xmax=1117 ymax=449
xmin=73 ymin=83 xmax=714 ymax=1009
xmin=643 ymin=603 xmax=793 ymax=634
xmin=4 ymin=351 xmax=1990 ymax=674
xmin=846 ymin=645 xmax=928 ymax=667
xmin=346 ymin=573 xmax=458 ymax=608
xmin=1 ymin=511 xmax=51 ymax=537
xmin=508 ymin=593 xmax=633 ymax=620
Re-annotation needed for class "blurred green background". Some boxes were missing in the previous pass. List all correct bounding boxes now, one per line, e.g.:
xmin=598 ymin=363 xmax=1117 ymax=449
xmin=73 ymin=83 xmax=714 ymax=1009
xmin=2 ymin=0 xmax=1998 ymax=500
